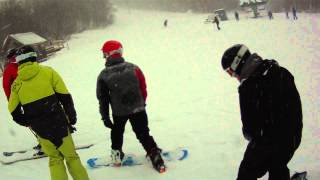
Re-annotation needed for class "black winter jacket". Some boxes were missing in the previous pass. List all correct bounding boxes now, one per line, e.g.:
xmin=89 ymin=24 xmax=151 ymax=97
xmin=238 ymin=58 xmax=302 ymax=148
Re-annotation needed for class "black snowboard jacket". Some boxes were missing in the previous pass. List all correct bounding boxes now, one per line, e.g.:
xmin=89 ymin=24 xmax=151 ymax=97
xmin=238 ymin=58 xmax=302 ymax=149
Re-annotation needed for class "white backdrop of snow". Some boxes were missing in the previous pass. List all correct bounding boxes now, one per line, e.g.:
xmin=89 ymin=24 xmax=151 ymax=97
xmin=0 ymin=9 xmax=319 ymax=180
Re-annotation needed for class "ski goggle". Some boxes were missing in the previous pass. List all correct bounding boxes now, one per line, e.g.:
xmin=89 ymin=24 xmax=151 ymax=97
xmin=224 ymin=45 xmax=249 ymax=78
xmin=16 ymin=52 xmax=37 ymax=63
xmin=230 ymin=45 xmax=248 ymax=71
xmin=102 ymin=48 xmax=123 ymax=59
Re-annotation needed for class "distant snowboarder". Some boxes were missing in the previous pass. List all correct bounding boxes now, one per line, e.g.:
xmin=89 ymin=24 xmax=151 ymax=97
xmin=292 ymin=7 xmax=298 ymax=20
xmin=268 ymin=10 xmax=273 ymax=20
xmin=221 ymin=44 xmax=303 ymax=180
xmin=164 ymin=19 xmax=168 ymax=27
xmin=235 ymin=11 xmax=239 ymax=21
xmin=213 ymin=16 xmax=220 ymax=30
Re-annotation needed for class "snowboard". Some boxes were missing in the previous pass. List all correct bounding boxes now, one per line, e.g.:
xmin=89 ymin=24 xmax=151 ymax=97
xmin=87 ymin=148 xmax=188 ymax=169
xmin=0 ymin=143 xmax=94 ymax=165
xmin=291 ymin=171 xmax=307 ymax=180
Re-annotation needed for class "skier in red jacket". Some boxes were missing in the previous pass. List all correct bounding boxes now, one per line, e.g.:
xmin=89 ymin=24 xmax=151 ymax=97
xmin=2 ymin=49 xmax=18 ymax=99
xmin=2 ymin=48 xmax=43 ymax=155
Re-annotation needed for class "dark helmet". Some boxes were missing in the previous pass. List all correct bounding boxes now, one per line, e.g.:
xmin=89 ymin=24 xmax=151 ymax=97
xmin=221 ymin=44 xmax=251 ymax=76
xmin=15 ymin=45 xmax=37 ymax=65
xmin=6 ymin=48 xmax=17 ymax=59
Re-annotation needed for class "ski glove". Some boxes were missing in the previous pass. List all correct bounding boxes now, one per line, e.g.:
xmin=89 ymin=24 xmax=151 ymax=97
xmin=103 ymin=119 xmax=113 ymax=129
xmin=11 ymin=105 xmax=30 ymax=127
xmin=68 ymin=116 xmax=77 ymax=125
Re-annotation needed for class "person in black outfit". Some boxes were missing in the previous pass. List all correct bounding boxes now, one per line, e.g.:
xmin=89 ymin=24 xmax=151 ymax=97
xmin=164 ymin=19 xmax=168 ymax=27
xmin=235 ymin=11 xmax=239 ymax=21
xmin=268 ymin=10 xmax=273 ymax=20
xmin=221 ymin=44 xmax=303 ymax=180
xmin=213 ymin=16 xmax=221 ymax=30
xmin=292 ymin=7 xmax=298 ymax=20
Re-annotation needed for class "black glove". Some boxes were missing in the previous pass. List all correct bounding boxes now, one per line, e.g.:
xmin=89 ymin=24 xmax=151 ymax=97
xmin=102 ymin=119 xmax=113 ymax=129
xmin=12 ymin=105 xmax=30 ymax=127
xmin=68 ymin=124 xmax=77 ymax=133
xmin=68 ymin=116 xmax=77 ymax=125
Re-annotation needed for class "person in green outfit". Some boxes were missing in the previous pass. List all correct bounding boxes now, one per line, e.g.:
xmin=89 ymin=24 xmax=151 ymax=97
xmin=8 ymin=45 xmax=89 ymax=180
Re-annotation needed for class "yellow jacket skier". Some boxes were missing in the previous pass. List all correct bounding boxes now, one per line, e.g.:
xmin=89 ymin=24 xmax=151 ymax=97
xmin=8 ymin=45 xmax=89 ymax=180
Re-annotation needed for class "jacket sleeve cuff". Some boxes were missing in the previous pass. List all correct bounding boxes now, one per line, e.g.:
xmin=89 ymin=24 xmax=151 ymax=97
xmin=11 ymin=106 xmax=29 ymax=127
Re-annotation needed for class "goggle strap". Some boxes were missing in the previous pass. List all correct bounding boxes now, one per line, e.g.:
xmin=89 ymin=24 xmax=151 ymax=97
xmin=16 ymin=52 xmax=37 ymax=62
xmin=230 ymin=45 xmax=248 ymax=71
xmin=108 ymin=48 xmax=123 ymax=56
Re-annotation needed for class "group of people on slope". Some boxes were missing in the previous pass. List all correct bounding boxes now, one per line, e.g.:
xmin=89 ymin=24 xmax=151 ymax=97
xmin=234 ymin=6 xmax=298 ymax=22
xmin=2 ymin=40 xmax=165 ymax=180
xmin=2 ymin=40 xmax=303 ymax=180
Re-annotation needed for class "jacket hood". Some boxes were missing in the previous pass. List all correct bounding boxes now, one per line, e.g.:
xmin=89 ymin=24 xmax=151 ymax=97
xmin=239 ymin=53 xmax=263 ymax=81
xmin=240 ymin=56 xmax=279 ymax=85
xmin=18 ymin=62 xmax=40 ymax=81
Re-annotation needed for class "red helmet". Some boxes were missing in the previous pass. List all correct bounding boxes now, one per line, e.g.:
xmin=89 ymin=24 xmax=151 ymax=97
xmin=101 ymin=40 xmax=123 ymax=58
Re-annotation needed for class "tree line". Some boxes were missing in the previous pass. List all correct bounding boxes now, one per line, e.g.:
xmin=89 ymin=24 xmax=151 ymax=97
xmin=115 ymin=0 xmax=320 ymax=13
xmin=115 ymin=0 xmax=239 ymax=12
xmin=0 ymin=0 xmax=114 ymax=45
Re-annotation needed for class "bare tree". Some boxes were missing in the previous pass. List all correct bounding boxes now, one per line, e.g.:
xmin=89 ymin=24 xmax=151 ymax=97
xmin=0 ymin=0 xmax=114 ymax=43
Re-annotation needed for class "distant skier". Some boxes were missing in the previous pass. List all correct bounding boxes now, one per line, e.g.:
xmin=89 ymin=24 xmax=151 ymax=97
xmin=285 ymin=10 xmax=289 ymax=19
xmin=8 ymin=46 xmax=89 ymax=180
xmin=2 ymin=48 xmax=43 ymax=155
xmin=292 ymin=7 xmax=298 ymax=20
xmin=235 ymin=11 xmax=239 ymax=21
xmin=164 ymin=19 xmax=168 ymax=27
xmin=97 ymin=40 xmax=165 ymax=173
xmin=268 ymin=10 xmax=273 ymax=20
xmin=213 ymin=16 xmax=221 ymax=30
xmin=221 ymin=44 xmax=303 ymax=180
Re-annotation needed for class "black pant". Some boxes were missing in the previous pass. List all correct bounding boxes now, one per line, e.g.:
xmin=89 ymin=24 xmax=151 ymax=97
xmin=237 ymin=139 xmax=296 ymax=180
xmin=215 ymin=23 xmax=220 ymax=30
xmin=111 ymin=110 xmax=158 ymax=154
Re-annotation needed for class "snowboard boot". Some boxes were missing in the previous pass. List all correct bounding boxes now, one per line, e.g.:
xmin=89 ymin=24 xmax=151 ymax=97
xmin=147 ymin=148 xmax=166 ymax=173
xmin=111 ymin=149 xmax=124 ymax=167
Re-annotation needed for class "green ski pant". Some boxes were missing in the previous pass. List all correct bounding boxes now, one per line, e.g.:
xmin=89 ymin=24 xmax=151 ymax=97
xmin=38 ymin=134 xmax=90 ymax=180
